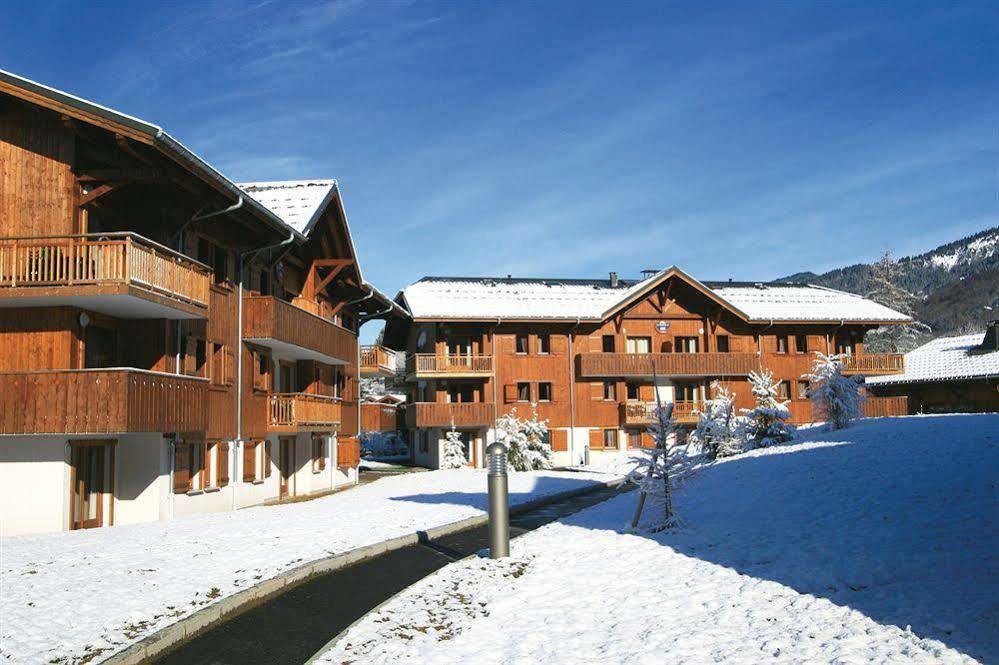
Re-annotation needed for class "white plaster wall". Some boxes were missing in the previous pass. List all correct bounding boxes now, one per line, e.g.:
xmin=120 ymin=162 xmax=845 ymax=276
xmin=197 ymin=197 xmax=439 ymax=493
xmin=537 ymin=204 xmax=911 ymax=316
xmin=113 ymin=433 xmax=166 ymax=526
xmin=235 ymin=439 xmax=280 ymax=509
xmin=0 ymin=438 xmax=69 ymax=536
xmin=412 ymin=427 xmax=442 ymax=469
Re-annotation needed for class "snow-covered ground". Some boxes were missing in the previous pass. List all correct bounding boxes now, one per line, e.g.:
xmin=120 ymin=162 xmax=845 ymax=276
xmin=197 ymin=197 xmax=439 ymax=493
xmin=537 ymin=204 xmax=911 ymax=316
xmin=0 ymin=469 xmax=615 ymax=664
xmin=319 ymin=415 xmax=998 ymax=664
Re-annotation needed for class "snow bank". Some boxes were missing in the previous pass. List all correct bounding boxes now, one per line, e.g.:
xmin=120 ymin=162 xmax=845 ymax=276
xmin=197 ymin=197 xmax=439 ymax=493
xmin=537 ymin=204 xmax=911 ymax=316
xmin=0 ymin=469 xmax=614 ymax=663
xmin=320 ymin=415 xmax=997 ymax=664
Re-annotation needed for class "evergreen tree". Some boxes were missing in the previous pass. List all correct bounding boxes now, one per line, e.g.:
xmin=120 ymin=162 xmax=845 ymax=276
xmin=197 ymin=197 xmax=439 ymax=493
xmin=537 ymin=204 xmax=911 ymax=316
xmin=690 ymin=381 xmax=743 ymax=459
xmin=440 ymin=421 xmax=468 ymax=469
xmin=865 ymin=249 xmax=932 ymax=352
xmin=805 ymin=353 xmax=865 ymax=429
xmin=741 ymin=370 xmax=795 ymax=448
xmin=498 ymin=406 xmax=553 ymax=471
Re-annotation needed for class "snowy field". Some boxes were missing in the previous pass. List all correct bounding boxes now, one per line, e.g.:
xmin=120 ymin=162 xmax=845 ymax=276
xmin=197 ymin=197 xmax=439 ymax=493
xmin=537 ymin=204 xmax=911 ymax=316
xmin=319 ymin=415 xmax=998 ymax=664
xmin=0 ymin=468 xmax=617 ymax=664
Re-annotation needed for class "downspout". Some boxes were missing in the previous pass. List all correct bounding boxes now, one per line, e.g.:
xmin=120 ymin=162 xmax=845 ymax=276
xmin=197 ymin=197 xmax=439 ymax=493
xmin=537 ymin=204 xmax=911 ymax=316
xmin=568 ymin=317 xmax=581 ymax=465
xmin=490 ymin=318 xmax=502 ymax=456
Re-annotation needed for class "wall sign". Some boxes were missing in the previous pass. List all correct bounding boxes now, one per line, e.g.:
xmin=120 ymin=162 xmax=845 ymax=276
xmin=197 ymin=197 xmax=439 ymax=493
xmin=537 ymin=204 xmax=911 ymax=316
xmin=656 ymin=320 xmax=670 ymax=333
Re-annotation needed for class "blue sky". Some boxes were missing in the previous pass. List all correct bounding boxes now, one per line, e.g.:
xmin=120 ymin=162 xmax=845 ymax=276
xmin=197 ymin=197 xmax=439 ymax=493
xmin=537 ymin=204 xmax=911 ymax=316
xmin=3 ymin=1 xmax=997 ymax=341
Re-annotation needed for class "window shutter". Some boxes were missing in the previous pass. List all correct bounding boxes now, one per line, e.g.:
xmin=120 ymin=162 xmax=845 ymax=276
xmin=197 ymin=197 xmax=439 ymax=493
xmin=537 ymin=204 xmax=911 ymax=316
xmin=264 ymin=441 xmax=272 ymax=478
xmin=642 ymin=432 xmax=655 ymax=448
xmin=503 ymin=384 xmax=518 ymax=403
xmin=173 ymin=442 xmax=190 ymax=493
xmin=640 ymin=384 xmax=656 ymax=401
xmin=184 ymin=336 xmax=197 ymax=375
xmin=590 ymin=382 xmax=604 ymax=400
xmin=218 ymin=442 xmax=230 ymax=486
xmin=319 ymin=439 xmax=327 ymax=470
xmin=243 ymin=442 xmax=256 ymax=482
xmin=588 ymin=429 xmax=603 ymax=448
xmin=551 ymin=429 xmax=568 ymax=452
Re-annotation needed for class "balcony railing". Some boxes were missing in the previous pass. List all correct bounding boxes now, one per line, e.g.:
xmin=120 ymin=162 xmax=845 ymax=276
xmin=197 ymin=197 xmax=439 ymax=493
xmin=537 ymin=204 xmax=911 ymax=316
xmin=620 ymin=400 xmax=703 ymax=426
xmin=0 ymin=368 xmax=208 ymax=435
xmin=361 ymin=402 xmax=400 ymax=432
xmin=244 ymin=296 xmax=356 ymax=364
xmin=406 ymin=353 xmax=493 ymax=378
xmin=0 ymin=233 xmax=211 ymax=315
xmin=268 ymin=393 xmax=342 ymax=432
xmin=405 ymin=402 xmax=494 ymax=428
xmin=360 ymin=345 xmax=396 ymax=377
xmin=842 ymin=353 xmax=905 ymax=375
xmin=579 ymin=352 xmax=758 ymax=378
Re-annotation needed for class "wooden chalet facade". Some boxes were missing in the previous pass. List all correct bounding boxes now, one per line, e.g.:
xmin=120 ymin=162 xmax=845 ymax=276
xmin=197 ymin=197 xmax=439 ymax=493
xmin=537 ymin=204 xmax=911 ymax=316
xmin=0 ymin=71 xmax=398 ymax=535
xmin=383 ymin=270 xmax=911 ymax=468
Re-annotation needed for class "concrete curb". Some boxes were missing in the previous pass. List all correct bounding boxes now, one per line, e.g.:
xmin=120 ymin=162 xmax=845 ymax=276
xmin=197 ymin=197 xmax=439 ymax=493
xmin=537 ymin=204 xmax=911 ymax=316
xmin=303 ymin=475 xmax=627 ymax=664
xmin=103 ymin=475 xmax=625 ymax=665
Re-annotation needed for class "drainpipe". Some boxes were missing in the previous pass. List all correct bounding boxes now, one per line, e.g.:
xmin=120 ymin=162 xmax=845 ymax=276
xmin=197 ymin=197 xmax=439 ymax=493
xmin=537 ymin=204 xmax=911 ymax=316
xmin=489 ymin=318 xmax=502 ymax=458
xmin=568 ymin=317 xmax=581 ymax=465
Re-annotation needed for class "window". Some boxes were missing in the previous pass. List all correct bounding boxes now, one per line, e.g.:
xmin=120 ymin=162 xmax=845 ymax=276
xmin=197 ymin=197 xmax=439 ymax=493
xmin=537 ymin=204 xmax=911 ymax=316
xmin=448 ymin=383 xmax=475 ymax=403
xmin=675 ymin=383 xmax=698 ymax=402
xmin=84 ymin=325 xmax=117 ymax=368
xmin=603 ymin=429 xmax=617 ymax=450
xmin=418 ymin=431 xmax=429 ymax=454
xmin=213 ymin=245 xmax=229 ymax=284
xmin=835 ymin=336 xmax=855 ymax=355
xmin=517 ymin=382 xmax=531 ymax=401
xmin=515 ymin=334 xmax=529 ymax=354
xmin=776 ymin=335 xmax=789 ymax=354
xmin=311 ymin=437 xmax=327 ymax=473
xmin=537 ymin=334 xmax=551 ymax=354
xmin=538 ymin=382 xmax=552 ymax=401
xmin=602 ymin=335 xmax=615 ymax=352
xmin=603 ymin=381 xmax=616 ymax=400
xmin=259 ymin=268 xmax=271 ymax=296
xmin=626 ymin=383 xmax=640 ymax=401
xmin=675 ymin=336 xmax=699 ymax=353
xmin=797 ymin=380 xmax=810 ymax=400
xmin=447 ymin=336 xmax=472 ymax=355
xmin=626 ymin=336 xmax=651 ymax=354
xmin=777 ymin=381 xmax=791 ymax=400
xmin=795 ymin=334 xmax=808 ymax=354
xmin=627 ymin=430 xmax=642 ymax=449
xmin=716 ymin=335 xmax=730 ymax=353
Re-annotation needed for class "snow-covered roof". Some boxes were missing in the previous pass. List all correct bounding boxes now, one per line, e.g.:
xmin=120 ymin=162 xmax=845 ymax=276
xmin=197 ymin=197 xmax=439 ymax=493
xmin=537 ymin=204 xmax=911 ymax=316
xmin=708 ymin=284 xmax=912 ymax=323
xmin=238 ymin=180 xmax=337 ymax=236
xmin=866 ymin=333 xmax=999 ymax=386
xmin=400 ymin=271 xmax=910 ymax=323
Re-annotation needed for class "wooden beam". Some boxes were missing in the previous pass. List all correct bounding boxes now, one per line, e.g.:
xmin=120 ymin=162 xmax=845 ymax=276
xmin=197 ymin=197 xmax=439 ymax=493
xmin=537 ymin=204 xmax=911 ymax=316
xmin=79 ymin=184 xmax=118 ymax=207
xmin=77 ymin=167 xmax=163 ymax=183
xmin=316 ymin=264 xmax=347 ymax=293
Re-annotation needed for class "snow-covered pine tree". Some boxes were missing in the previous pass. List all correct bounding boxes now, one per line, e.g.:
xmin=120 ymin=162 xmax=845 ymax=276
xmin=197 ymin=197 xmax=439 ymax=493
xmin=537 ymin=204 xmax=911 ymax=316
xmin=741 ymin=370 xmax=795 ymax=448
xmin=499 ymin=406 xmax=553 ymax=471
xmin=689 ymin=381 xmax=743 ymax=459
xmin=520 ymin=405 xmax=553 ymax=471
xmin=805 ymin=353 xmax=865 ymax=429
xmin=440 ymin=421 xmax=468 ymax=469
xmin=864 ymin=249 xmax=931 ymax=353
xmin=495 ymin=408 xmax=528 ymax=471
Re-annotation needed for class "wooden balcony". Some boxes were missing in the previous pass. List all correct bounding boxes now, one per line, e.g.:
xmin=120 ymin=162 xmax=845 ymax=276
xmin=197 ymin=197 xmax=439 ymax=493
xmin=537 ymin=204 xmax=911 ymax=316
xmin=0 ymin=233 xmax=210 ymax=319
xmin=243 ymin=295 xmax=356 ymax=365
xmin=0 ymin=368 xmax=207 ymax=435
xmin=405 ymin=353 xmax=493 ymax=379
xmin=843 ymin=353 xmax=905 ymax=375
xmin=268 ymin=393 xmax=342 ymax=432
xmin=620 ymin=400 xmax=703 ymax=426
xmin=405 ymin=402 xmax=494 ymax=428
xmin=579 ymin=352 xmax=758 ymax=378
xmin=361 ymin=402 xmax=400 ymax=432
xmin=360 ymin=345 xmax=396 ymax=377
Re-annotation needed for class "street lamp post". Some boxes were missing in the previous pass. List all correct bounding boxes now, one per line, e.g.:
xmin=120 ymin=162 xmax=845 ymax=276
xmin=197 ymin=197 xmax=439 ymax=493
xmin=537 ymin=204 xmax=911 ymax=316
xmin=487 ymin=442 xmax=510 ymax=558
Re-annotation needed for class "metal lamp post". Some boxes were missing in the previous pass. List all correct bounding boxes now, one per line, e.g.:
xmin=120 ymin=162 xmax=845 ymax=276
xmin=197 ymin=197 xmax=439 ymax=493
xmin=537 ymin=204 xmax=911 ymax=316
xmin=487 ymin=442 xmax=510 ymax=558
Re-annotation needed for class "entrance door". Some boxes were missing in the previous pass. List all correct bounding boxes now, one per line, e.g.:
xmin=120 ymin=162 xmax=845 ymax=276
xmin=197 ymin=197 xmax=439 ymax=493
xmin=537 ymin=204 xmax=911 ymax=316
xmin=279 ymin=437 xmax=296 ymax=499
xmin=70 ymin=441 xmax=112 ymax=530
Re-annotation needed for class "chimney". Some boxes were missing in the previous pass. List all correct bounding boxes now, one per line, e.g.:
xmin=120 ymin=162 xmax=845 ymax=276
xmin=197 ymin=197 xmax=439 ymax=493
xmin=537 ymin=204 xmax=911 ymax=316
xmin=982 ymin=320 xmax=999 ymax=351
xmin=609 ymin=271 xmax=619 ymax=288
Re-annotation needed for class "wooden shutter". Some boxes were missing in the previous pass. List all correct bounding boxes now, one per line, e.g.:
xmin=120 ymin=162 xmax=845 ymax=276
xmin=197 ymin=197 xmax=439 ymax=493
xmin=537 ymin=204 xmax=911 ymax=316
xmin=184 ymin=336 xmax=197 ymax=375
xmin=173 ymin=442 xmax=190 ymax=493
xmin=319 ymin=441 xmax=327 ymax=471
xmin=591 ymin=382 xmax=604 ymax=400
xmin=218 ymin=442 xmax=230 ymax=486
xmin=264 ymin=441 xmax=272 ymax=478
xmin=641 ymin=431 xmax=655 ymax=448
xmin=551 ymin=429 xmax=568 ymax=452
xmin=503 ymin=384 xmax=518 ymax=403
xmin=243 ymin=441 xmax=257 ymax=482
xmin=588 ymin=429 xmax=603 ymax=449
xmin=639 ymin=384 xmax=656 ymax=401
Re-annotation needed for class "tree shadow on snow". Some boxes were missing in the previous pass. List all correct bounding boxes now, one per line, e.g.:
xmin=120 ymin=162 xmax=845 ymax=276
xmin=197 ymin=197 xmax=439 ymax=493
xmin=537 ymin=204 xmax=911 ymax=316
xmin=389 ymin=474 xmax=607 ymax=515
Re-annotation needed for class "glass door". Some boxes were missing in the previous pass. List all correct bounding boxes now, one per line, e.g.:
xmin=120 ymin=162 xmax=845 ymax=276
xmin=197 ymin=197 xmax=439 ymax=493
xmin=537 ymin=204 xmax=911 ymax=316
xmin=70 ymin=441 xmax=112 ymax=530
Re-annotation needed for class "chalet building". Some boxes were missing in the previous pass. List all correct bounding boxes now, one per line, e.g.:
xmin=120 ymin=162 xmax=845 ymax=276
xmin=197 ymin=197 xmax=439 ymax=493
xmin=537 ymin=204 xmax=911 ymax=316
xmin=381 ymin=269 xmax=911 ymax=468
xmin=0 ymin=70 xmax=401 ymax=535
xmin=866 ymin=324 xmax=999 ymax=414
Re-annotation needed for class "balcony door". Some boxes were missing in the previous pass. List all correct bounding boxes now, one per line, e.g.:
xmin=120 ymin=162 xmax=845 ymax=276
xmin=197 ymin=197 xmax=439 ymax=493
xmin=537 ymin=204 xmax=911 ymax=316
xmin=626 ymin=336 xmax=651 ymax=354
xmin=279 ymin=437 xmax=296 ymax=499
xmin=70 ymin=440 xmax=113 ymax=530
xmin=446 ymin=336 xmax=473 ymax=372
xmin=674 ymin=337 xmax=699 ymax=353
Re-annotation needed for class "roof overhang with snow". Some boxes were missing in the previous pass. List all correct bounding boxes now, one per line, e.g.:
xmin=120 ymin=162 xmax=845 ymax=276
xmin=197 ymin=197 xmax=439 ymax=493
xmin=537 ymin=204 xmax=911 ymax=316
xmin=866 ymin=332 xmax=999 ymax=386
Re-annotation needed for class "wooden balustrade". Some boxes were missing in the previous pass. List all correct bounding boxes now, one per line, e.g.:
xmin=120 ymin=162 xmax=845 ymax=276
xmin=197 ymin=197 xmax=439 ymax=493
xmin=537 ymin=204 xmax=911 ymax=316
xmin=405 ymin=402 xmax=494 ymax=428
xmin=268 ymin=392 xmax=342 ymax=432
xmin=243 ymin=295 xmax=356 ymax=364
xmin=337 ymin=436 xmax=361 ymax=468
xmin=620 ymin=400 xmax=703 ymax=425
xmin=360 ymin=345 xmax=396 ymax=376
xmin=361 ymin=402 xmax=400 ymax=432
xmin=862 ymin=396 xmax=909 ymax=417
xmin=579 ymin=352 xmax=758 ymax=378
xmin=0 ymin=368 xmax=208 ymax=434
xmin=843 ymin=353 xmax=905 ymax=375
xmin=0 ymin=233 xmax=210 ymax=314
xmin=405 ymin=353 xmax=493 ymax=378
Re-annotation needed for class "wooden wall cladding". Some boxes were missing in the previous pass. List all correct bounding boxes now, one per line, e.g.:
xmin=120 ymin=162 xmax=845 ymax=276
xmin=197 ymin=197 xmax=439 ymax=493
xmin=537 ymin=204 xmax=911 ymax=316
xmin=361 ymin=402 xmax=399 ymax=432
xmin=0 ymin=308 xmax=79 ymax=371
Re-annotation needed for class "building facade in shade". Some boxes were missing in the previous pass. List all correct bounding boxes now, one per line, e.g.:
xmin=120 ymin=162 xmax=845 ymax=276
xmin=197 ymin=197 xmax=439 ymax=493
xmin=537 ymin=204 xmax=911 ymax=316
xmin=866 ymin=324 xmax=999 ymax=414
xmin=0 ymin=70 xmax=402 ymax=535
xmin=382 ymin=269 xmax=912 ymax=469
